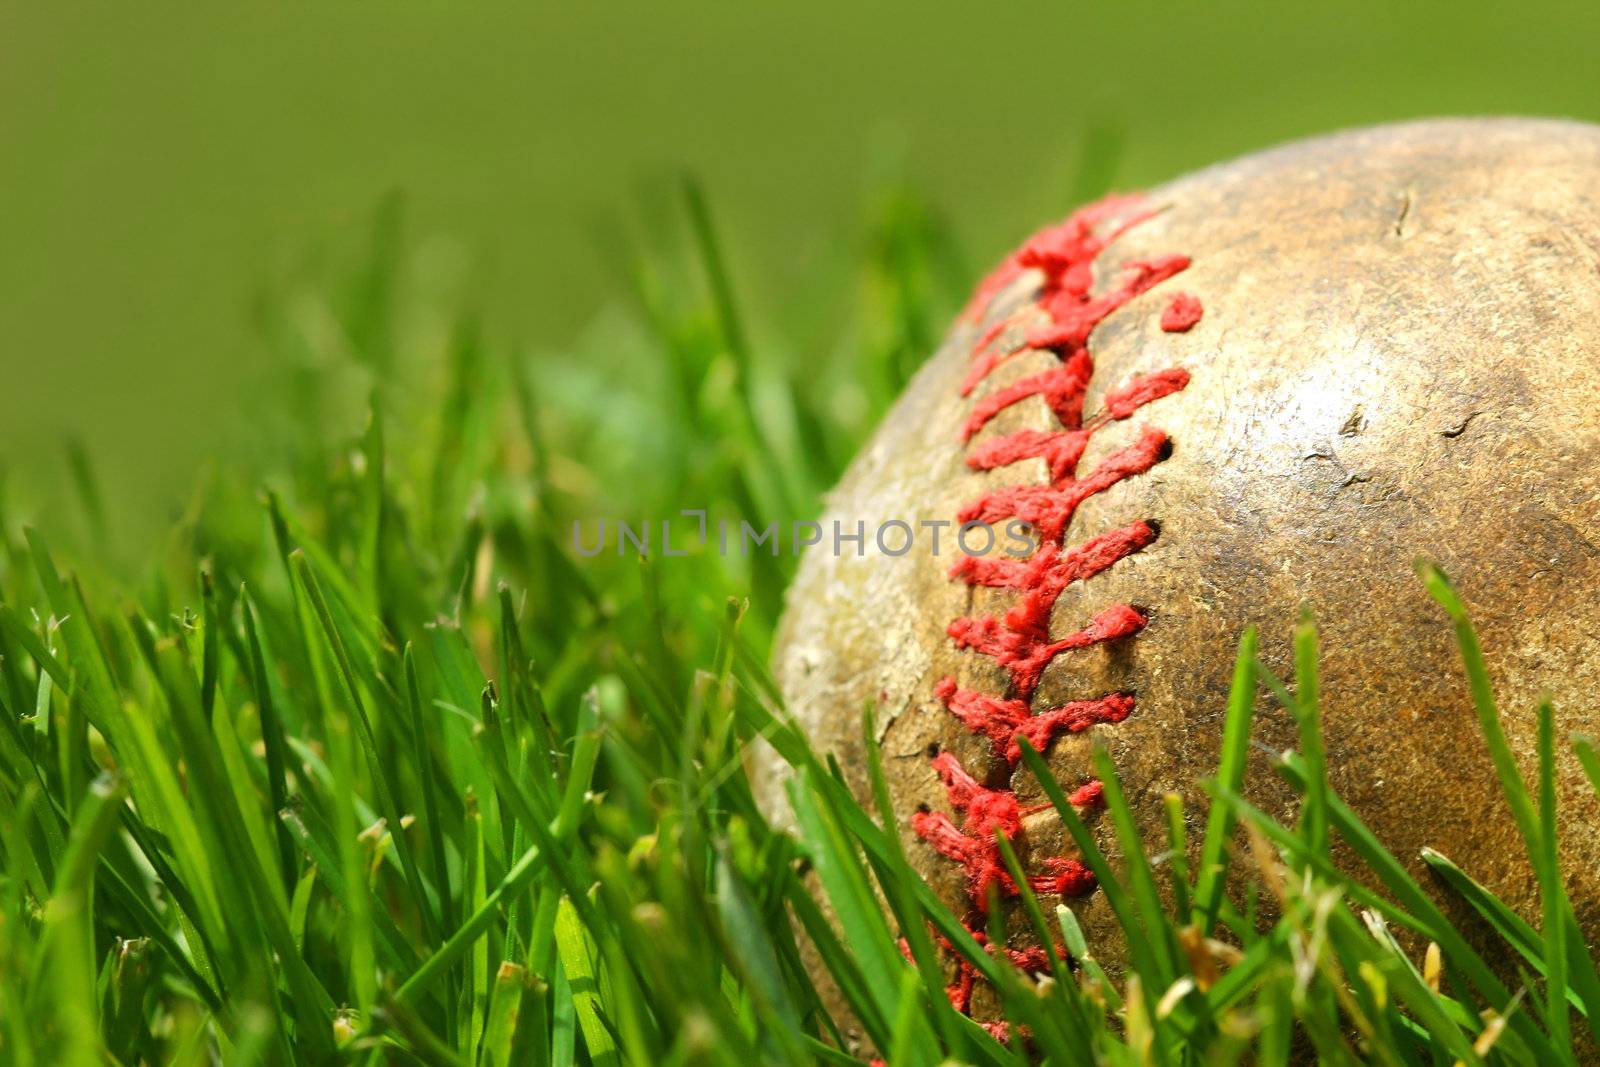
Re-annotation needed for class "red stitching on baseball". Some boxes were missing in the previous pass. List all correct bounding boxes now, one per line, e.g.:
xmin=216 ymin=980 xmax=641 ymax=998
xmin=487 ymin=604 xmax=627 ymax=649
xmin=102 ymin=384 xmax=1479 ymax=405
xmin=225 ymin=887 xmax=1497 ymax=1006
xmin=897 ymin=922 xmax=1065 ymax=1018
xmin=935 ymin=680 xmax=1135 ymax=766
xmin=914 ymin=193 xmax=1195 ymax=937
xmin=909 ymin=750 xmax=1101 ymax=909
xmin=1161 ymin=292 xmax=1204 ymax=332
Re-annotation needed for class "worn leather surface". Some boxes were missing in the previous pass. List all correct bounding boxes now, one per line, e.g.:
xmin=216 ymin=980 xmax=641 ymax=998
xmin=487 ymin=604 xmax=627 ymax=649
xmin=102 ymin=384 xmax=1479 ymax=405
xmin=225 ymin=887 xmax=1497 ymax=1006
xmin=759 ymin=118 xmax=1600 ymax=1020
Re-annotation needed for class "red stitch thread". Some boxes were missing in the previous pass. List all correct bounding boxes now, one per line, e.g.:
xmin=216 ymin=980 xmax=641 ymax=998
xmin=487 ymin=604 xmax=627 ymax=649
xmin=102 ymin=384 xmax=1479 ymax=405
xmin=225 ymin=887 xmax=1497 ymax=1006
xmin=956 ymin=193 xmax=1152 ymax=328
xmin=1161 ymin=292 xmax=1204 ymax=332
xmin=963 ymin=370 xmax=1187 ymax=478
xmin=950 ymin=522 xmax=1158 ymax=600
xmin=946 ymin=602 xmax=1147 ymax=707
xmin=1068 ymin=779 xmax=1106 ymax=809
xmin=1027 ymin=256 xmax=1190 ymax=351
xmin=914 ymin=194 xmax=1195 ymax=1007
xmin=956 ymin=429 xmax=1170 ymax=541
xmin=1105 ymin=368 xmax=1191 ymax=417
xmin=983 ymin=1021 xmax=1015 ymax=1044
xmin=960 ymin=252 xmax=1187 ymax=399
xmin=897 ymin=922 xmax=1067 ymax=1014
xmin=910 ymin=750 xmax=1102 ymax=908
xmin=935 ymin=679 xmax=1135 ymax=765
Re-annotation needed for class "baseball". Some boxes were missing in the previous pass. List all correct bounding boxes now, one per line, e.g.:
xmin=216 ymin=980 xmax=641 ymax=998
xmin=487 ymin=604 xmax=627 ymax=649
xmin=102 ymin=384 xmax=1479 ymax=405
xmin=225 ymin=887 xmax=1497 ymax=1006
xmin=763 ymin=117 xmax=1600 ymax=1022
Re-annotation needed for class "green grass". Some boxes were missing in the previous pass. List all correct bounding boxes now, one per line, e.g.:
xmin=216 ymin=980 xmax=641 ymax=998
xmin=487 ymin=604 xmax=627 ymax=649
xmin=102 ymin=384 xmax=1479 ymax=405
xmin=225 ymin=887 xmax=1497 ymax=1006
xmin=1 ymin=188 xmax=1597 ymax=1065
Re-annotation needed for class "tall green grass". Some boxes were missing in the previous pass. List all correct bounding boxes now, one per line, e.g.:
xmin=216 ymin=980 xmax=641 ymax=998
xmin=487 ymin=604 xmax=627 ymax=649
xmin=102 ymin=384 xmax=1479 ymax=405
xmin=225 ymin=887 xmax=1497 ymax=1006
xmin=0 ymin=188 xmax=1595 ymax=1065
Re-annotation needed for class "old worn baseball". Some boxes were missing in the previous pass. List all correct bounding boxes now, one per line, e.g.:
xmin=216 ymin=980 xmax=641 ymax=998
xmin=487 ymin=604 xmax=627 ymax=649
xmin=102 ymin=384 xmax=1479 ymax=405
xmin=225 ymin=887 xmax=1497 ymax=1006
xmin=760 ymin=117 xmax=1600 ymax=1020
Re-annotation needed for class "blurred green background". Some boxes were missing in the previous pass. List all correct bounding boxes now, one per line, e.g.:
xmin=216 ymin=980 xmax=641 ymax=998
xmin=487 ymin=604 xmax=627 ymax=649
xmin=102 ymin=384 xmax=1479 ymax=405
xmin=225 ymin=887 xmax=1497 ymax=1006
xmin=4 ymin=0 xmax=1600 ymax=547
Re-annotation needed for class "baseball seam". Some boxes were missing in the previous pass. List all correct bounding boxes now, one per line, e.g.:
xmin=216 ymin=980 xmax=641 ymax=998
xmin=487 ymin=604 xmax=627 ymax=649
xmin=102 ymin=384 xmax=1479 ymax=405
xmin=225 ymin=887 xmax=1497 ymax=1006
xmin=910 ymin=192 xmax=1200 ymax=1001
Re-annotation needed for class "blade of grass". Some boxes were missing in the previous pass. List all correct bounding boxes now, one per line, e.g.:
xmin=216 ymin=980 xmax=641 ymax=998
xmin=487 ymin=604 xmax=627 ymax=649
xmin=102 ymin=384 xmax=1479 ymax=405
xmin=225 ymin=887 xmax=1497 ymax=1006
xmin=552 ymin=896 xmax=619 ymax=1067
xmin=239 ymin=591 xmax=299 ymax=891
xmin=1536 ymin=698 xmax=1572 ymax=1055
xmin=785 ymin=767 xmax=907 ymax=1044
xmin=860 ymin=704 xmax=967 ymax=1056
xmin=1290 ymin=613 xmax=1328 ymax=859
xmin=1194 ymin=626 xmax=1257 ymax=934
